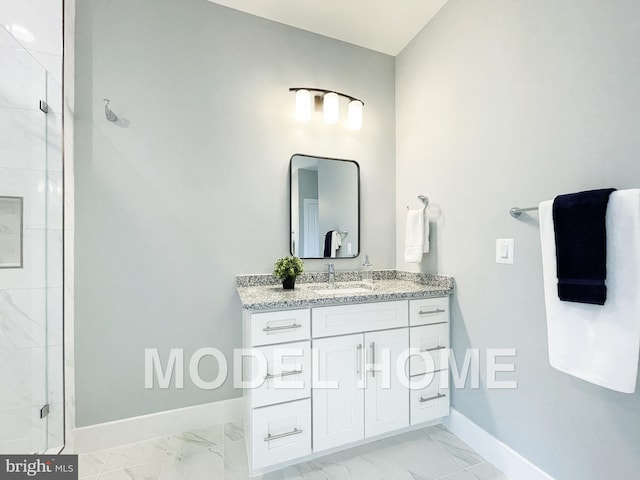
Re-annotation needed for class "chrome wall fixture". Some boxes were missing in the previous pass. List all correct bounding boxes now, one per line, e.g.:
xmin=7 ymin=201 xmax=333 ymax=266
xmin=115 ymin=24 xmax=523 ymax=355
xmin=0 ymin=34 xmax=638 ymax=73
xmin=510 ymin=206 xmax=539 ymax=218
xmin=103 ymin=98 xmax=118 ymax=122
xmin=407 ymin=195 xmax=429 ymax=210
xmin=289 ymin=87 xmax=364 ymax=130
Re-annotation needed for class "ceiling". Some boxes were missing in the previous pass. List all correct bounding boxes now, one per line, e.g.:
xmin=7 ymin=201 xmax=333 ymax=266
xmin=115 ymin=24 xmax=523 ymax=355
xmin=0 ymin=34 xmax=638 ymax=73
xmin=206 ymin=0 xmax=449 ymax=56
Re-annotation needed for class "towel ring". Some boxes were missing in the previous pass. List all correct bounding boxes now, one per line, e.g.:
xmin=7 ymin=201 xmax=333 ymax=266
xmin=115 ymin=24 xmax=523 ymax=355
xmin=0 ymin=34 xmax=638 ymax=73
xmin=407 ymin=195 xmax=429 ymax=210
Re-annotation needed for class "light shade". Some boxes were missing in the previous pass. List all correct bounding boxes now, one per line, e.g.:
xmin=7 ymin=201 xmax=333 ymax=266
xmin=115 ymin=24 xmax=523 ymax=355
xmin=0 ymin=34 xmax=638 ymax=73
xmin=347 ymin=100 xmax=363 ymax=130
xmin=295 ymin=89 xmax=311 ymax=121
xmin=323 ymin=92 xmax=339 ymax=124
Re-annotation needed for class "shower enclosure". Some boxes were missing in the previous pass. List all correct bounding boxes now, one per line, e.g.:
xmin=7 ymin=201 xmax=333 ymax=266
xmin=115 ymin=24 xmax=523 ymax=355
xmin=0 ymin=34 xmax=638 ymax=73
xmin=0 ymin=22 xmax=64 ymax=453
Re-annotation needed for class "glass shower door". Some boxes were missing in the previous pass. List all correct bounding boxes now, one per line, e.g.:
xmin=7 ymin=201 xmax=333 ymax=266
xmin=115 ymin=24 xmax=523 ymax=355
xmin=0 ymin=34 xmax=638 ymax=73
xmin=0 ymin=24 xmax=63 ymax=454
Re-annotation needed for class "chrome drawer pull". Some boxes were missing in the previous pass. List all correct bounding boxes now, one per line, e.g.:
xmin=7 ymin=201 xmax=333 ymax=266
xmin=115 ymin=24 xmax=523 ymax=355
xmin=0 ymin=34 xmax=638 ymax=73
xmin=420 ymin=345 xmax=446 ymax=353
xmin=264 ymin=369 xmax=303 ymax=380
xmin=419 ymin=393 xmax=447 ymax=403
xmin=263 ymin=323 xmax=302 ymax=332
xmin=357 ymin=344 xmax=363 ymax=380
xmin=264 ymin=428 xmax=303 ymax=442
xmin=418 ymin=308 xmax=446 ymax=315
xmin=370 ymin=342 xmax=376 ymax=378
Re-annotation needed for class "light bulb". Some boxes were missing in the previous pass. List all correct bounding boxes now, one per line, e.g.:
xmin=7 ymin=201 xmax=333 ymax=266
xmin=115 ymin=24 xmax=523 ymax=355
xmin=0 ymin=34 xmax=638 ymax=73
xmin=323 ymin=92 xmax=339 ymax=124
xmin=347 ymin=100 xmax=363 ymax=130
xmin=295 ymin=89 xmax=311 ymax=122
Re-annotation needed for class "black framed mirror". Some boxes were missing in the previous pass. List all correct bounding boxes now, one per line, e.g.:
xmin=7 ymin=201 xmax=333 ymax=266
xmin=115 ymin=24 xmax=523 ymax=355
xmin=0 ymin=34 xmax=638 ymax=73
xmin=290 ymin=154 xmax=360 ymax=259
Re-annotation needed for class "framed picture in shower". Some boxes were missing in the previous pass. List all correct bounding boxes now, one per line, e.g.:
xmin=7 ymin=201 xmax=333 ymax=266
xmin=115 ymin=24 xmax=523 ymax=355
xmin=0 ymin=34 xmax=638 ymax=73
xmin=0 ymin=196 xmax=24 ymax=268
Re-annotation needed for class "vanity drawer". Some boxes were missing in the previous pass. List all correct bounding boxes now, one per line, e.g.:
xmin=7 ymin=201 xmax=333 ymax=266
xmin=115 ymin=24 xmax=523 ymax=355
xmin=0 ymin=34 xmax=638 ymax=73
xmin=410 ymin=371 xmax=450 ymax=425
xmin=410 ymin=323 xmax=449 ymax=376
xmin=251 ymin=399 xmax=311 ymax=470
xmin=251 ymin=309 xmax=310 ymax=346
xmin=312 ymin=300 xmax=408 ymax=338
xmin=250 ymin=341 xmax=311 ymax=408
xmin=409 ymin=297 xmax=449 ymax=326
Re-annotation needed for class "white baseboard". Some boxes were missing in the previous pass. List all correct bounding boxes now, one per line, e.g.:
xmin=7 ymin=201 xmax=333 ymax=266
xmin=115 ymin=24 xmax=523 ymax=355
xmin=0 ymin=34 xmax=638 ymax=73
xmin=444 ymin=409 xmax=555 ymax=480
xmin=73 ymin=397 xmax=244 ymax=453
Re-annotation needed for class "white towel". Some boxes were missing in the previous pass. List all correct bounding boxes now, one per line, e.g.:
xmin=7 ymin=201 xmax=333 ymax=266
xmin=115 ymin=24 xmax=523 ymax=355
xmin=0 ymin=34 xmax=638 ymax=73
xmin=539 ymin=189 xmax=640 ymax=393
xmin=404 ymin=209 xmax=429 ymax=263
xmin=423 ymin=209 xmax=430 ymax=254
xmin=330 ymin=231 xmax=342 ymax=258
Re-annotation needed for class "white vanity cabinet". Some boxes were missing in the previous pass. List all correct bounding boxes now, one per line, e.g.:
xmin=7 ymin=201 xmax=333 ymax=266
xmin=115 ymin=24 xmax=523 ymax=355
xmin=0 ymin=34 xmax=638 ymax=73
xmin=408 ymin=297 xmax=451 ymax=424
xmin=243 ymin=309 xmax=312 ymax=471
xmin=242 ymin=296 xmax=450 ymax=475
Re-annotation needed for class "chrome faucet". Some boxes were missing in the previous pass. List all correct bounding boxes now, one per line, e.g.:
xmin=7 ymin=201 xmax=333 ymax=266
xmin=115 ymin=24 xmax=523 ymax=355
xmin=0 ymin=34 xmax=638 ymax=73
xmin=327 ymin=263 xmax=335 ymax=283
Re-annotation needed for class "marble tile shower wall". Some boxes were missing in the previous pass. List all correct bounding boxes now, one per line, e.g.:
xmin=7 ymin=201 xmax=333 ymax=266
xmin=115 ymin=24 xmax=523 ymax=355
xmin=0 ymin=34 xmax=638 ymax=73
xmin=0 ymin=18 xmax=63 ymax=454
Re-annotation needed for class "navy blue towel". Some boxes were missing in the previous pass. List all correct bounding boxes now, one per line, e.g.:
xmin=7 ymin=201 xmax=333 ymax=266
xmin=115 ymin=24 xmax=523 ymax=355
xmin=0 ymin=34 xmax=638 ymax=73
xmin=552 ymin=188 xmax=616 ymax=305
xmin=323 ymin=231 xmax=333 ymax=258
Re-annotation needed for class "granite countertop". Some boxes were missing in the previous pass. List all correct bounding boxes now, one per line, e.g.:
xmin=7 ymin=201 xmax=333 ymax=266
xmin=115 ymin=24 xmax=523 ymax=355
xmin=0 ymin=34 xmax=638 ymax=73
xmin=236 ymin=270 xmax=454 ymax=310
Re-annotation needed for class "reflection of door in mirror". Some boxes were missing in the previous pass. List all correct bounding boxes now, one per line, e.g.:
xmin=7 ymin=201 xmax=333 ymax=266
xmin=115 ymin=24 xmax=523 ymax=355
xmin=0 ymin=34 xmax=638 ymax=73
xmin=290 ymin=154 xmax=360 ymax=259
xmin=303 ymin=199 xmax=320 ymax=257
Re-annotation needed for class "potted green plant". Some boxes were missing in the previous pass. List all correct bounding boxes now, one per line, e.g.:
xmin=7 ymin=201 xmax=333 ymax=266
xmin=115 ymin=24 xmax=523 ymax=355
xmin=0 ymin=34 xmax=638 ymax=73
xmin=273 ymin=256 xmax=304 ymax=290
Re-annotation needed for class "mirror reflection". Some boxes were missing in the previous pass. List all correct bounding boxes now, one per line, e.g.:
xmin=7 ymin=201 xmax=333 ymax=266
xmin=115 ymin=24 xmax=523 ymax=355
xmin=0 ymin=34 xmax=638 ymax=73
xmin=290 ymin=154 xmax=359 ymax=259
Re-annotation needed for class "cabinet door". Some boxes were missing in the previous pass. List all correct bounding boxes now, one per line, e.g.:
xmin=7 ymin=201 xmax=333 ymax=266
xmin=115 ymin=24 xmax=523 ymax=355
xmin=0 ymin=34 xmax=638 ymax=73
xmin=364 ymin=328 xmax=410 ymax=438
xmin=312 ymin=334 xmax=365 ymax=452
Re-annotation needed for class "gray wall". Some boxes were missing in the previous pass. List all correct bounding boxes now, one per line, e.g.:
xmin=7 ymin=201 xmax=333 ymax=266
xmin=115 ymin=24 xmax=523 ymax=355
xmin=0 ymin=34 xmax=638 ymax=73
xmin=74 ymin=0 xmax=395 ymax=426
xmin=317 ymin=160 xmax=359 ymax=257
xmin=396 ymin=0 xmax=640 ymax=478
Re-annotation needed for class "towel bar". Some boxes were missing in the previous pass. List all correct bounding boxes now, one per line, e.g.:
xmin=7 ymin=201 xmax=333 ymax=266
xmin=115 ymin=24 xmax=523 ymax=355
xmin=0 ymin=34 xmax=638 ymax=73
xmin=510 ymin=206 xmax=539 ymax=218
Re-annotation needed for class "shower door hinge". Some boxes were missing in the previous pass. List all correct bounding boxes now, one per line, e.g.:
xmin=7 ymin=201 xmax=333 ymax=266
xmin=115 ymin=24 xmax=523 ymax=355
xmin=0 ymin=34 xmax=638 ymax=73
xmin=39 ymin=100 xmax=49 ymax=114
xmin=40 ymin=404 xmax=50 ymax=419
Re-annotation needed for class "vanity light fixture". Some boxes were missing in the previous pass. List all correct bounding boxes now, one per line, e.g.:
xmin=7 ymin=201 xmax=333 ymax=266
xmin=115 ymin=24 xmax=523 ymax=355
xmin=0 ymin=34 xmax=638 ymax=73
xmin=295 ymin=89 xmax=311 ymax=122
xmin=289 ymin=87 xmax=364 ymax=129
xmin=347 ymin=99 xmax=363 ymax=130
xmin=323 ymin=92 xmax=339 ymax=124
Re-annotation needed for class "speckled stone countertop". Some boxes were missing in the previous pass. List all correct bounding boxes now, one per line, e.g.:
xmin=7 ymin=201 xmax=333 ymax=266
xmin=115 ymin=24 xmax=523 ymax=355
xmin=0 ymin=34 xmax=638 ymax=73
xmin=236 ymin=270 xmax=454 ymax=310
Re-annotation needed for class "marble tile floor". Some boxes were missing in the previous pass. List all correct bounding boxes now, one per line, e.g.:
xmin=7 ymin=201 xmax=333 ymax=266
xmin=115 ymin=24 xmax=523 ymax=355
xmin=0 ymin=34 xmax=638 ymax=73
xmin=77 ymin=422 xmax=509 ymax=480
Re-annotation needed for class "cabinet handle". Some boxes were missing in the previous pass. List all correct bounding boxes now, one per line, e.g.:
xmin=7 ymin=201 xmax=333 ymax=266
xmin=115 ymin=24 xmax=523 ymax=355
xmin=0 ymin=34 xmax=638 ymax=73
xmin=370 ymin=342 xmax=376 ymax=378
xmin=264 ymin=369 xmax=302 ymax=380
xmin=418 ymin=308 xmax=446 ymax=315
xmin=264 ymin=428 xmax=303 ymax=442
xmin=263 ymin=323 xmax=302 ymax=332
xmin=419 ymin=393 xmax=447 ymax=403
xmin=420 ymin=345 xmax=446 ymax=353
xmin=357 ymin=344 xmax=363 ymax=380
